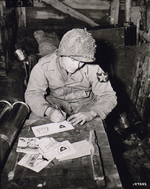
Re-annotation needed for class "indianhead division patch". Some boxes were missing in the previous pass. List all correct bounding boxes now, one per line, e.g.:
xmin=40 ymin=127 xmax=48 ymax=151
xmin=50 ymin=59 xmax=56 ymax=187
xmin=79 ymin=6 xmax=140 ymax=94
xmin=97 ymin=72 xmax=108 ymax=82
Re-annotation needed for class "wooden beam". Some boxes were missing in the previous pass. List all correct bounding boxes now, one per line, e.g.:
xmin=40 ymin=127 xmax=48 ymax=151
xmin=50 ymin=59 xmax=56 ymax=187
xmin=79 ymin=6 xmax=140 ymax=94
xmin=136 ymin=18 xmax=140 ymax=46
xmin=0 ymin=1 xmax=5 ymax=17
xmin=0 ymin=2 xmax=4 ymax=49
xmin=96 ymin=119 xmax=123 ymax=188
xmin=110 ymin=0 xmax=120 ymax=25
xmin=42 ymin=0 xmax=99 ymax=27
xmin=63 ymin=0 xmax=110 ymax=10
xmin=15 ymin=7 xmax=26 ymax=27
xmin=147 ymin=3 xmax=150 ymax=30
xmin=125 ymin=0 xmax=132 ymax=22
xmin=89 ymin=130 xmax=105 ymax=187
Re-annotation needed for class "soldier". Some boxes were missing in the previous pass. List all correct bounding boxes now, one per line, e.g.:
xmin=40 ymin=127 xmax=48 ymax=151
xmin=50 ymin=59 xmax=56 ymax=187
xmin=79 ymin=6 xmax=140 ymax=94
xmin=25 ymin=28 xmax=117 ymax=126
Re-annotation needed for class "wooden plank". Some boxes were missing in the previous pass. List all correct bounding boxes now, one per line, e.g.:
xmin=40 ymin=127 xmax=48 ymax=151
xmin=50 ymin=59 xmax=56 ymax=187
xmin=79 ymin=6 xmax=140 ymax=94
xmin=0 ymin=1 xmax=4 ymax=17
xmin=147 ymin=2 xmax=150 ymax=30
xmin=15 ymin=7 xmax=26 ymax=27
xmin=42 ymin=0 xmax=99 ymax=27
xmin=136 ymin=18 xmax=140 ymax=46
xmin=96 ymin=120 xmax=123 ymax=188
xmin=89 ymin=130 xmax=105 ymax=187
xmin=26 ymin=2 xmax=65 ymax=20
xmin=125 ymin=0 xmax=132 ymax=22
xmin=130 ymin=6 xmax=141 ymax=26
xmin=110 ymin=0 xmax=120 ymax=25
xmin=0 ymin=1 xmax=4 ymax=48
xmin=63 ymin=0 xmax=110 ymax=10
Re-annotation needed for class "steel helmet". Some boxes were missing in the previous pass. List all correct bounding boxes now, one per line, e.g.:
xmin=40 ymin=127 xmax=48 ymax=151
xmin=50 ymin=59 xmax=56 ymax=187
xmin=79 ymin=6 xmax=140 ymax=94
xmin=57 ymin=28 xmax=96 ymax=62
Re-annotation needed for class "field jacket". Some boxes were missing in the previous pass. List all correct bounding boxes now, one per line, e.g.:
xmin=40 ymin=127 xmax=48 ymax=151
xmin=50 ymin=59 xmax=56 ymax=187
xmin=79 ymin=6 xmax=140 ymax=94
xmin=25 ymin=52 xmax=117 ymax=120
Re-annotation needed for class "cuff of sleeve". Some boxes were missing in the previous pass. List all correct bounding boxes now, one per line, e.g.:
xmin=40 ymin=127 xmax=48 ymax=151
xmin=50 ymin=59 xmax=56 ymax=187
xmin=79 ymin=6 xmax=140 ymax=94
xmin=44 ymin=107 xmax=55 ymax=117
xmin=89 ymin=110 xmax=97 ymax=118
xmin=90 ymin=108 xmax=106 ymax=120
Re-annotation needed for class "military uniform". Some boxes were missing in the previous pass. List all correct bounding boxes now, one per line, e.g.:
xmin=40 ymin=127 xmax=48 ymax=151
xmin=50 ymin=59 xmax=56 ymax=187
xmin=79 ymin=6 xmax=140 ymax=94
xmin=25 ymin=51 xmax=117 ymax=120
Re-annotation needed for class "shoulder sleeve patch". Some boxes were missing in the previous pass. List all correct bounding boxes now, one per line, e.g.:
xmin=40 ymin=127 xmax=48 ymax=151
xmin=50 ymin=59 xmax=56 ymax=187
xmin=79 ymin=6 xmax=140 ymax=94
xmin=97 ymin=72 xmax=108 ymax=82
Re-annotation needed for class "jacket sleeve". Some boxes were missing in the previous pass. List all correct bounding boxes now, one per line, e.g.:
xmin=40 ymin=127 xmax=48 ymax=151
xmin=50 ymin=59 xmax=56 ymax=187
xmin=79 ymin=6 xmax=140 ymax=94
xmin=25 ymin=63 xmax=50 ymax=117
xmin=88 ymin=65 xmax=117 ymax=120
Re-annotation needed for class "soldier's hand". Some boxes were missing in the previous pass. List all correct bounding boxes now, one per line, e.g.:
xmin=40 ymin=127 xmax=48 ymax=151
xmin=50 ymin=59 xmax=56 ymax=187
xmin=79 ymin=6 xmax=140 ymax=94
xmin=45 ymin=107 xmax=66 ymax=123
xmin=67 ymin=110 xmax=97 ymax=126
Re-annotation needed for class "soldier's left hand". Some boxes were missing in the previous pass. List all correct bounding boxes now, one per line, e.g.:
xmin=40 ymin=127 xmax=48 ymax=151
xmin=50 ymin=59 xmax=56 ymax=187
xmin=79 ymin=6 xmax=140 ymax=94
xmin=67 ymin=110 xmax=97 ymax=126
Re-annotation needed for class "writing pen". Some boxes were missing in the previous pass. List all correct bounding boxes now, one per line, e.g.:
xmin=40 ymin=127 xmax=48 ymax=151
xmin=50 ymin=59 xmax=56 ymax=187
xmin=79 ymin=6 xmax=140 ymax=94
xmin=54 ymin=104 xmax=66 ymax=118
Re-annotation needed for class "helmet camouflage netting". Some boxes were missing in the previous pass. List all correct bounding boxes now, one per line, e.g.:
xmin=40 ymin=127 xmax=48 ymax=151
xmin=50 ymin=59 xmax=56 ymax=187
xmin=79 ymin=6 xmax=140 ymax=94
xmin=57 ymin=28 xmax=96 ymax=62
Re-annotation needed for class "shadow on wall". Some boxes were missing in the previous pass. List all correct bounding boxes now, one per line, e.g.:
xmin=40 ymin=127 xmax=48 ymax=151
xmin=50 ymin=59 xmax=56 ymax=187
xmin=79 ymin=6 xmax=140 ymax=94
xmin=95 ymin=40 xmax=117 ymax=78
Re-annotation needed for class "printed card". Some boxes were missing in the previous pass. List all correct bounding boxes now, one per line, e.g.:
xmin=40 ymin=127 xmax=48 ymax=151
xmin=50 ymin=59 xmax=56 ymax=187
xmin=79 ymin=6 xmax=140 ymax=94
xmin=31 ymin=121 xmax=74 ymax=137
xmin=17 ymin=153 xmax=53 ymax=173
xmin=38 ymin=137 xmax=60 ymax=160
xmin=39 ymin=137 xmax=60 ymax=153
xmin=16 ymin=137 xmax=40 ymax=154
xmin=52 ymin=140 xmax=76 ymax=159
xmin=59 ymin=140 xmax=91 ymax=161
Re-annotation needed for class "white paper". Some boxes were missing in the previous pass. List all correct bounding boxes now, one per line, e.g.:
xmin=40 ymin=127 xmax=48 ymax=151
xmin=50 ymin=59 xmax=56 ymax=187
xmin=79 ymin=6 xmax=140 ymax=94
xmin=31 ymin=121 xmax=74 ymax=137
xmin=39 ymin=137 xmax=60 ymax=153
xmin=17 ymin=153 xmax=53 ymax=173
xmin=38 ymin=137 xmax=60 ymax=160
xmin=16 ymin=137 xmax=39 ymax=154
xmin=52 ymin=140 xmax=76 ymax=159
xmin=59 ymin=140 xmax=91 ymax=161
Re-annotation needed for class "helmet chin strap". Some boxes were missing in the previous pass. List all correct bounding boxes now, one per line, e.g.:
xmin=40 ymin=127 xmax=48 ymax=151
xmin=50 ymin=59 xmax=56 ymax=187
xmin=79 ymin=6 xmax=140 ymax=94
xmin=58 ymin=56 xmax=63 ymax=68
xmin=58 ymin=56 xmax=72 ymax=77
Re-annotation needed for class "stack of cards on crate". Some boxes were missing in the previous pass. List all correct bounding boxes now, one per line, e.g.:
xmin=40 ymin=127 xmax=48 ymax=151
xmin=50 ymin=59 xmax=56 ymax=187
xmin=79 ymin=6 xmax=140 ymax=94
xmin=38 ymin=137 xmax=76 ymax=160
xmin=17 ymin=137 xmax=40 ymax=154
xmin=17 ymin=121 xmax=90 ymax=173
xmin=17 ymin=137 xmax=76 ymax=172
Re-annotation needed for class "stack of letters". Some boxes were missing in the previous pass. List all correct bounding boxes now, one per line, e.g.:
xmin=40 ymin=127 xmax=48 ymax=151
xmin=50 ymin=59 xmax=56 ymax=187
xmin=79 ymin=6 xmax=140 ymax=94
xmin=17 ymin=121 xmax=90 ymax=172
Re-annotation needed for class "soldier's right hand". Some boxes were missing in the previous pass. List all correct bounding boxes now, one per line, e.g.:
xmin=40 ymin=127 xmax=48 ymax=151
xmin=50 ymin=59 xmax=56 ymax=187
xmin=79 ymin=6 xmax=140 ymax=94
xmin=45 ymin=107 xmax=66 ymax=123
